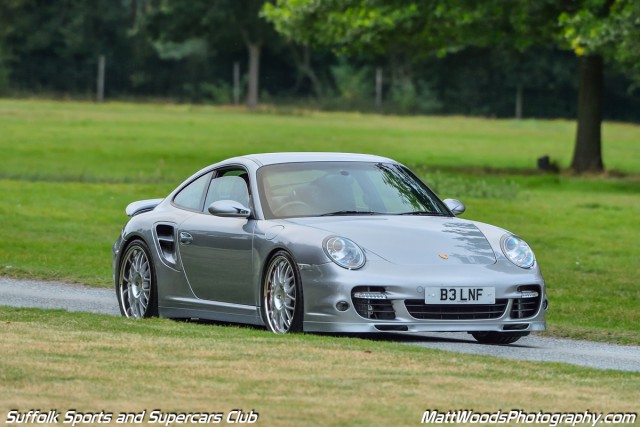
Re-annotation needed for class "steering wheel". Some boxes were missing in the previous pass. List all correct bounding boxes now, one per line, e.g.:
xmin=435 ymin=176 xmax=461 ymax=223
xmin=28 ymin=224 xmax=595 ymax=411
xmin=273 ymin=201 xmax=311 ymax=216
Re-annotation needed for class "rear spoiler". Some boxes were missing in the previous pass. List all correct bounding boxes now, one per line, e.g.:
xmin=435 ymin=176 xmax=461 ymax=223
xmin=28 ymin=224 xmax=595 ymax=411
xmin=125 ymin=198 xmax=164 ymax=217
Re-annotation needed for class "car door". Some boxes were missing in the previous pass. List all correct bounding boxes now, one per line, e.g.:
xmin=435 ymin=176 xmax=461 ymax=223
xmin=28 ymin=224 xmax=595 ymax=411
xmin=178 ymin=170 xmax=256 ymax=307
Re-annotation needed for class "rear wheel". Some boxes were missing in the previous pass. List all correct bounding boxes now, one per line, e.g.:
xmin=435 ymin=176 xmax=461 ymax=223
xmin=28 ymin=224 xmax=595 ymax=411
xmin=471 ymin=331 xmax=529 ymax=345
xmin=262 ymin=251 xmax=303 ymax=334
xmin=116 ymin=240 xmax=158 ymax=318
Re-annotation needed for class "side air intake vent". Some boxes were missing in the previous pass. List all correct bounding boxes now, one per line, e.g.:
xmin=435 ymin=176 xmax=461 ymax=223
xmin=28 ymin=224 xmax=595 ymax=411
xmin=155 ymin=223 xmax=177 ymax=265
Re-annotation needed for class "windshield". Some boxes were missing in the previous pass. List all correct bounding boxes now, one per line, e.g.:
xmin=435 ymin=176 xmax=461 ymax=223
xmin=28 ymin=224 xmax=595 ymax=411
xmin=257 ymin=162 xmax=451 ymax=219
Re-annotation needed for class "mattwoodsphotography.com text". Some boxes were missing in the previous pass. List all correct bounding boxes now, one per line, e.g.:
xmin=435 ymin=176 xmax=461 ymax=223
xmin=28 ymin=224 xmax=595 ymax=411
xmin=421 ymin=409 xmax=637 ymax=426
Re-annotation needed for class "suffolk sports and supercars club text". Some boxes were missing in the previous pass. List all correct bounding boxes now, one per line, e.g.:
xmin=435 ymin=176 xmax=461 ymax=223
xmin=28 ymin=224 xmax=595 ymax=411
xmin=5 ymin=409 xmax=258 ymax=425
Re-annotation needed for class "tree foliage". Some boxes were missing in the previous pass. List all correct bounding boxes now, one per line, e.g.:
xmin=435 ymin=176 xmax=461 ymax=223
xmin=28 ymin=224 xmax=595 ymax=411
xmin=560 ymin=0 xmax=640 ymax=82
xmin=263 ymin=0 xmax=639 ymax=69
xmin=262 ymin=0 xmax=560 ymax=56
xmin=0 ymin=0 xmax=131 ymax=93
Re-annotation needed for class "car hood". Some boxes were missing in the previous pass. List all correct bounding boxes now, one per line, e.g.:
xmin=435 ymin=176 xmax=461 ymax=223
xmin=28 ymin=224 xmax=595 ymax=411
xmin=287 ymin=216 xmax=497 ymax=266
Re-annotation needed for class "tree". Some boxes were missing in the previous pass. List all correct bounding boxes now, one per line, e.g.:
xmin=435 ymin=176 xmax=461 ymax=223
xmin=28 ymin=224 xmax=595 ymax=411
xmin=263 ymin=0 xmax=640 ymax=173
xmin=147 ymin=0 xmax=278 ymax=109
xmin=0 ymin=0 xmax=132 ymax=95
xmin=559 ymin=0 xmax=639 ymax=171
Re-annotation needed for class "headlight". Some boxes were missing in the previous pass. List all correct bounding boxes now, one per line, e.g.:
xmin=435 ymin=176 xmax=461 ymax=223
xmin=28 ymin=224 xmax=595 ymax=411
xmin=500 ymin=234 xmax=535 ymax=269
xmin=323 ymin=236 xmax=365 ymax=270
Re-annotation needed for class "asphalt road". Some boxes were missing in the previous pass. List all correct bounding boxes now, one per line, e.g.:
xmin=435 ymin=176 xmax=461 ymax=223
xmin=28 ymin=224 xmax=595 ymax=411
xmin=2 ymin=277 xmax=639 ymax=372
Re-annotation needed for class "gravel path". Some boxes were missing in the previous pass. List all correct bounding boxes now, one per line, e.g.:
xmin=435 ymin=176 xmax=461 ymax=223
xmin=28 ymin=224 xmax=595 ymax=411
xmin=2 ymin=277 xmax=639 ymax=372
xmin=0 ymin=277 xmax=119 ymax=315
xmin=391 ymin=332 xmax=640 ymax=372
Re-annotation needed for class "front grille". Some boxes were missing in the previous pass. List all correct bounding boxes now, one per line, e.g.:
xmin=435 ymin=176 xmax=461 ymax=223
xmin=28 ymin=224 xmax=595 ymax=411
xmin=510 ymin=285 xmax=542 ymax=319
xmin=351 ymin=286 xmax=396 ymax=320
xmin=404 ymin=299 xmax=508 ymax=320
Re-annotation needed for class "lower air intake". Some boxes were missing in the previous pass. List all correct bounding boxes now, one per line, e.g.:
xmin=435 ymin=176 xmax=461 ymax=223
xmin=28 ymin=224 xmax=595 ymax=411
xmin=404 ymin=299 xmax=508 ymax=320
xmin=511 ymin=285 xmax=542 ymax=319
xmin=351 ymin=286 xmax=395 ymax=320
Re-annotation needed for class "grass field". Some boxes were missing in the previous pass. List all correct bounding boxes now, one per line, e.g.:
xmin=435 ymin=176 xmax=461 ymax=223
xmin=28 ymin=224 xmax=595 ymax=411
xmin=0 ymin=99 xmax=639 ymax=344
xmin=2 ymin=307 xmax=639 ymax=427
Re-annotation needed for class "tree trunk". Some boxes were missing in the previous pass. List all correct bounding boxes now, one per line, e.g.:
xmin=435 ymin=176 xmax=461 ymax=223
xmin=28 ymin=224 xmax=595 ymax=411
xmin=571 ymin=54 xmax=604 ymax=173
xmin=289 ymin=44 xmax=323 ymax=98
xmin=301 ymin=45 xmax=322 ymax=98
xmin=246 ymin=43 xmax=260 ymax=110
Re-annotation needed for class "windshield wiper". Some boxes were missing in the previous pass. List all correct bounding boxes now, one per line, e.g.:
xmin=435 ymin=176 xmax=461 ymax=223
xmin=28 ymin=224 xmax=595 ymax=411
xmin=320 ymin=210 xmax=384 ymax=216
xmin=397 ymin=211 xmax=447 ymax=216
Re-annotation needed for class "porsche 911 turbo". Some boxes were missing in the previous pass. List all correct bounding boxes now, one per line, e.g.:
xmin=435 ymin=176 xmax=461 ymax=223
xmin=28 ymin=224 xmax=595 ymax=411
xmin=113 ymin=153 xmax=547 ymax=344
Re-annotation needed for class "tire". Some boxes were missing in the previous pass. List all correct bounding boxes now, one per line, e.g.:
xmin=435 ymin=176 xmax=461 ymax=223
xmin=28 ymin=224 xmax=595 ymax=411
xmin=262 ymin=250 xmax=303 ymax=334
xmin=116 ymin=239 xmax=158 ymax=318
xmin=471 ymin=331 xmax=529 ymax=345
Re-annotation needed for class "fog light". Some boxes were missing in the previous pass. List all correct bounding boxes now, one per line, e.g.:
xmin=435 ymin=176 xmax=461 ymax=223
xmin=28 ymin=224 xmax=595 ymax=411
xmin=543 ymin=299 xmax=549 ymax=310
xmin=336 ymin=301 xmax=350 ymax=311
xmin=520 ymin=290 xmax=539 ymax=299
xmin=352 ymin=292 xmax=387 ymax=299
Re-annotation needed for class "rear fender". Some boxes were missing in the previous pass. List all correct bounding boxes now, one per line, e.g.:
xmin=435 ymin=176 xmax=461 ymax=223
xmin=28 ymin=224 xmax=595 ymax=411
xmin=125 ymin=198 xmax=164 ymax=217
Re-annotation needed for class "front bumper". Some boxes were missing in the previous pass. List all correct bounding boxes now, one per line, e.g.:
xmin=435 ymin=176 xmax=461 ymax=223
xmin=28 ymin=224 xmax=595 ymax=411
xmin=300 ymin=260 xmax=547 ymax=333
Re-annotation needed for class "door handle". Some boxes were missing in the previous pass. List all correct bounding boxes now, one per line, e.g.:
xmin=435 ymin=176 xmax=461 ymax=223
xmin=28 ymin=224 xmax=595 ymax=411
xmin=179 ymin=232 xmax=193 ymax=245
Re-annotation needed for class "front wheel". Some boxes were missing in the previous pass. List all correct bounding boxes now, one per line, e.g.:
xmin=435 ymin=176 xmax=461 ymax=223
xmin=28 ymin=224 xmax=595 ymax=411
xmin=471 ymin=331 xmax=529 ymax=345
xmin=116 ymin=240 xmax=158 ymax=318
xmin=262 ymin=251 xmax=303 ymax=334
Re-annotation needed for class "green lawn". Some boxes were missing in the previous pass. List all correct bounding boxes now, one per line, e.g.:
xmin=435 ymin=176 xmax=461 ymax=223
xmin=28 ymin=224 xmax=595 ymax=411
xmin=0 ymin=99 xmax=639 ymax=343
xmin=2 ymin=308 xmax=639 ymax=427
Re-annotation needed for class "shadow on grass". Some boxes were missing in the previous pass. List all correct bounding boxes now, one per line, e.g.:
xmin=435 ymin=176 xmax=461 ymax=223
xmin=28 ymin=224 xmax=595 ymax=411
xmin=180 ymin=317 xmax=535 ymax=348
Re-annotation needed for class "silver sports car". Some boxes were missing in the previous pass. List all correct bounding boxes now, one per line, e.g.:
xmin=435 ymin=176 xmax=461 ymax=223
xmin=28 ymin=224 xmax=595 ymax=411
xmin=113 ymin=153 xmax=547 ymax=344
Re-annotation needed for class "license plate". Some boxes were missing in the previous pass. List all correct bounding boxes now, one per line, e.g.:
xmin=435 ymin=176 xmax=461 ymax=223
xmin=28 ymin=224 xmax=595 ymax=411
xmin=425 ymin=287 xmax=495 ymax=304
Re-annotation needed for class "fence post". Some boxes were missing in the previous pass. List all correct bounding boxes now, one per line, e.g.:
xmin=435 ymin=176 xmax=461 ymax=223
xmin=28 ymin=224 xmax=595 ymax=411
xmin=233 ymin=61 xmax=240 ymax=105
xmin=96 ymin=55 xmax=106 ymax=103
xmin=375 ymin=67 xmax=383 ymax=108
xmin=515 ymin=84 xmax=523 ymax=120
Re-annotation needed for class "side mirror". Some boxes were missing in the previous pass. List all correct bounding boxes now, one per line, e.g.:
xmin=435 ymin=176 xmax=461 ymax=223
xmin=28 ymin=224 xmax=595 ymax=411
xmin=443 ymin=198 xmax=466 ymax=216
xmin=208 ymin=200 xmax=251 ymax=218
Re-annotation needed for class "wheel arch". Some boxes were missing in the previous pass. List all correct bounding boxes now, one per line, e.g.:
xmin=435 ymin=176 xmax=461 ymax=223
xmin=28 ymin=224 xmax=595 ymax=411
xmin=257 ymin=245 xmax=297 ymax=306
xmin=115 ymin=233 xmax=153 ymax=286
xmin=115 ymin=236 xmax=159 ymax=318
xmin=259 ymin=247 xmax=304 ymax=333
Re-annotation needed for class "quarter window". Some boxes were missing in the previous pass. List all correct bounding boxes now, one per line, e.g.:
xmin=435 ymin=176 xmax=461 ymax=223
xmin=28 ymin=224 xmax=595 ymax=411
xmin=173 ymin=172 xmax=212 ymax=211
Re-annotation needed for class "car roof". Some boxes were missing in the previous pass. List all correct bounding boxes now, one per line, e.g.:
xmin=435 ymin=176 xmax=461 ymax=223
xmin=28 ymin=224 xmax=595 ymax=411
xmin=235 ymin=152 xmax=396 ymax=167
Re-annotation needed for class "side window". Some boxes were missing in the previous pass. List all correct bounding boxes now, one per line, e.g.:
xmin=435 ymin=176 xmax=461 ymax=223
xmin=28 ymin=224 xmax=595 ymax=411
xmin=204 ymin=169 xmax=250 ymax=210
xmin=173 ymin=172 xmax=212 ymax=211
